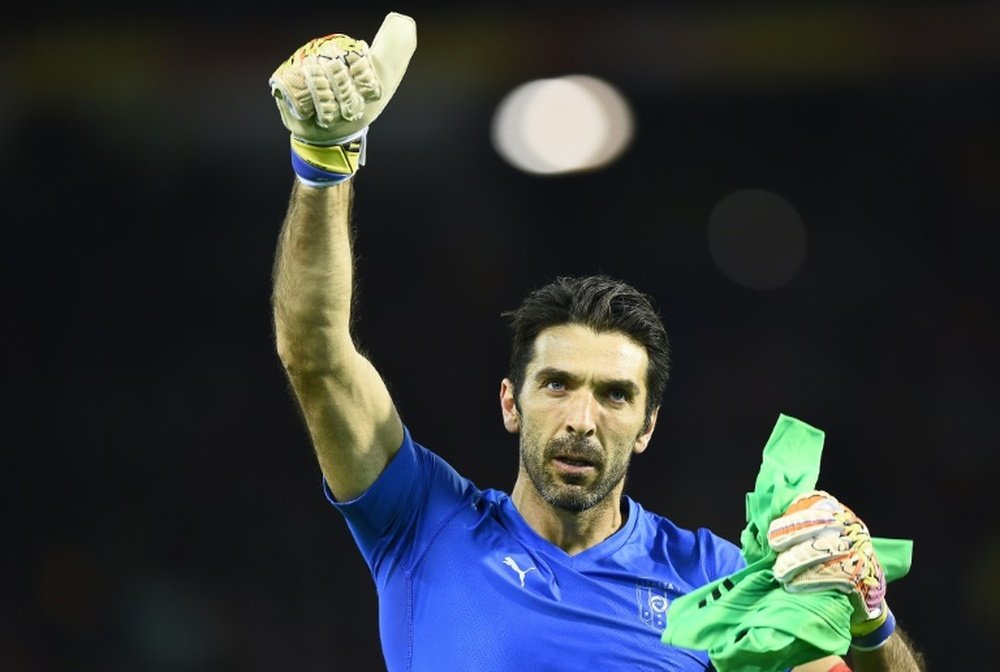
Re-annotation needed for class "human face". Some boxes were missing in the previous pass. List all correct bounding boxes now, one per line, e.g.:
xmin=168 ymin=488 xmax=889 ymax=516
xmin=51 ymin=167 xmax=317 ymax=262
xmin=501 ymin=324 xmax=658 ymax=513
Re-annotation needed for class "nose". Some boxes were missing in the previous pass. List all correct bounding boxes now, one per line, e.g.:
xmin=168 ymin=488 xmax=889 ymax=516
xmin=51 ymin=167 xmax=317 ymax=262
xmin=565 ymin=392 xmax=598 ymax=437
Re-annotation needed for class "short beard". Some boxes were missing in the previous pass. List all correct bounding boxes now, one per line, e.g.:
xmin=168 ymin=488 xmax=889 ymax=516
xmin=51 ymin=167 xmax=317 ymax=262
xmin=520 ymin=431 xmax=633 ymax=513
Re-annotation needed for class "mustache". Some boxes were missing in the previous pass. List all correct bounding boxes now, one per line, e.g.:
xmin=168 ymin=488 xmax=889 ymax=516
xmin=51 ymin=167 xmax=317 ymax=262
xmin=545 ymin=435 xmax=603 ymax=465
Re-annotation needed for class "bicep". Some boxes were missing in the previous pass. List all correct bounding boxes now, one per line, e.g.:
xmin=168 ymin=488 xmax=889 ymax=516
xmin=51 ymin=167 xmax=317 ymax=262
xmin=288 ymin=350 xmax=404 ymax=501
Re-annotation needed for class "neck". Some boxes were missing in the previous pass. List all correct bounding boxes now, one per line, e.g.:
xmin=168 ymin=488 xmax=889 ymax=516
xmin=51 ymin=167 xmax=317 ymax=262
xmin=510 ymin=474 xmax=627 ymax=556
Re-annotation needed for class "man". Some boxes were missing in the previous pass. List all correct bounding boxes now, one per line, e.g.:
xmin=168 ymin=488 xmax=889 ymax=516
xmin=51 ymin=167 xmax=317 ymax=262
xmin=268 ymin=13 xmax=923 ymax=671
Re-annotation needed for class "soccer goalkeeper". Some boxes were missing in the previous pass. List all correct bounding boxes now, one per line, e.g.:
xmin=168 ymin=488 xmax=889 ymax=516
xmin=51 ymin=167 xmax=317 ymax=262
xmin=268 ymin=12 xmax=924 ymax=671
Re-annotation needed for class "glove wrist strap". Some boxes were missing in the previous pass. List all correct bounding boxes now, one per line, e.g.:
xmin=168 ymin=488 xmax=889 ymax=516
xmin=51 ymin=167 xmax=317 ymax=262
xmin=850 ymin=607 xmax=895 ymax=651
xmin=289 ymin=129 xmax=368 ymax=187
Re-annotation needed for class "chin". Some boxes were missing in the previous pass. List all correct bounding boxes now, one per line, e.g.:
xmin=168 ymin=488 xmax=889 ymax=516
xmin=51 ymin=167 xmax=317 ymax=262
xmin=545 ymin=486 xmax=601 ymax=513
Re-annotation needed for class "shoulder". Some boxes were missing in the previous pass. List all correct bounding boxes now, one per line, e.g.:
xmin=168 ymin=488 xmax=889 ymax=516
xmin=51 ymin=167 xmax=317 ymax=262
xmin=631 ymin=499 xmax=745 ymax=580
xmin=405 ymin=429 xmax=484 ymax=500
xmin=332 ymin=426 xmax=483 ymax=516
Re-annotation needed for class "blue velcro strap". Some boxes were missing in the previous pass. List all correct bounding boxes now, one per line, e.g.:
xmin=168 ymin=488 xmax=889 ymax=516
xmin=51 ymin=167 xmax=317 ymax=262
xmin=290 ymin=150 xmax=352 ymax=187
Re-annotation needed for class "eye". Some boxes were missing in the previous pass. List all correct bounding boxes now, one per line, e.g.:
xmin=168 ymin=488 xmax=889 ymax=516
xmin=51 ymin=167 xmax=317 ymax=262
xmin=544 ymin=379 xmax=566 ymax=392
xmin=607 ymin=388 xmax=630 ymax=403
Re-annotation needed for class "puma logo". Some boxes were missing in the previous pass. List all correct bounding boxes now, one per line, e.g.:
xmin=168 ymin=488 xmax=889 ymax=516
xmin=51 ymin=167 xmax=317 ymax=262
xmin=502 ymin=555 xmax=537 ymax=588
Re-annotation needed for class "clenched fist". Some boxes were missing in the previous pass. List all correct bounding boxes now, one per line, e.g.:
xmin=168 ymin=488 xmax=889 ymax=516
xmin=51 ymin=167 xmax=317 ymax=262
xmin=269 ymin=12 xmax=416 ymax=184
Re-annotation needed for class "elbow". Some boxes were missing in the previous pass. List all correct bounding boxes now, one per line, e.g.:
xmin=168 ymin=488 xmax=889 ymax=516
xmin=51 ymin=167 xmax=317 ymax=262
xmin=275 ymin=328 xmax=355 ymax=379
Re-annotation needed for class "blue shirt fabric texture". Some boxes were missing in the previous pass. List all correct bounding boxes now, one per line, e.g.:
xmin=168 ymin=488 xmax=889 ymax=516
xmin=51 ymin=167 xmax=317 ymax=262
xmin=326 ymin=427 xmax=745 ymax=671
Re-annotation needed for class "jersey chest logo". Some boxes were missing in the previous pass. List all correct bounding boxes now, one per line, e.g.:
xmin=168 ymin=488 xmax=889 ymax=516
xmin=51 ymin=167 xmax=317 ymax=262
xmin=502 ymin=555 xmax=537 ymax=587
xmin=636 ymin=578 xmax=672 ymax=630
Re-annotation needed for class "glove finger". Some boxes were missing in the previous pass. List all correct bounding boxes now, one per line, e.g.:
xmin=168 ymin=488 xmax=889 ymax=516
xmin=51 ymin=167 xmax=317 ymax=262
xmin=271 ymin=51 xmax=316 ymax=122
xmin=772 ymin=532 xmax=852 ymax=583
xmin=768 ymin=507 xmax=841 ymax=551
xmin=303 ymin=46 xmax=344 ymax=129
xmin=783 ymin=490 xmax=841 ymax=516
xmin=347 ymin=48 xmax=382 ymax=99
xmin=767 ymin=490 xmax=847 ymax=551
xmin=315 ymin=40 xmax=372 ymax=125
xmin=783 ymin=564 xmax=857 ymax=596
xmin=370 ymin=12 xmax=417 ymax=92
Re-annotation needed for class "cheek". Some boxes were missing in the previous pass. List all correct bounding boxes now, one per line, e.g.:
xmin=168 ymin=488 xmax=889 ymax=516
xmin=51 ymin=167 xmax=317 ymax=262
xmin=608 ymin=412 xmax=646 ymax=442
xmin=517 ymin=406 xmax=548 ymax=437
xmin=599 ymin=404 xmax=630 ymax=425
xmin=522 ymin=398 xmax=562 ymax=425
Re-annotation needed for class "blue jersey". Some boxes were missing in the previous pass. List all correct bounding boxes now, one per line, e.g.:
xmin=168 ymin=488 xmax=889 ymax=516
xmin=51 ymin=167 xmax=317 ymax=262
xmin=328 ymin=427 xmax=745 ymax=671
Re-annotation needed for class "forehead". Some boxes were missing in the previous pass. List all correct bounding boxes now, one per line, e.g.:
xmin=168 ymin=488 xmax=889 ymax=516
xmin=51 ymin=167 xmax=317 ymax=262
xmin=528 ymin=324 xmax=649 ymax=383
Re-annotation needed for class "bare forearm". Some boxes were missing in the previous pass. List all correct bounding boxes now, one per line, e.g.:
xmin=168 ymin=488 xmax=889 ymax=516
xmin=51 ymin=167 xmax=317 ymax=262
xmin=850 ymin=629 xmax=925 ymax=672
xmin=272 ymin=180 xmax=356 ymax=372
xmin=270 ymin=178 xmax=401 ymax=499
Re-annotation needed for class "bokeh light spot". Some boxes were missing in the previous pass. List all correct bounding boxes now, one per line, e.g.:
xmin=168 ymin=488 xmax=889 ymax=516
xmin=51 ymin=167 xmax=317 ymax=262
xmin=707 ymin=188 xmax=807 ymax=290
xmin=491 ymin=76 xmax=634 ymax=175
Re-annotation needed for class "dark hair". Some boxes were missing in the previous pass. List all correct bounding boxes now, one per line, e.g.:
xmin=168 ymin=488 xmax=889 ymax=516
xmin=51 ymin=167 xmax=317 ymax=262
xmin=502 ymin=275 xmax=671 ymax=424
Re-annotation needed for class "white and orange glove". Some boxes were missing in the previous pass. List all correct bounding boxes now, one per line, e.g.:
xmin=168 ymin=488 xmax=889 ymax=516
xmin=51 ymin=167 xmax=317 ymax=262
xmin=269 ymin=12 xmax=417 ymax=186
xmin=767 ymin=490 xmax=896 ymax=651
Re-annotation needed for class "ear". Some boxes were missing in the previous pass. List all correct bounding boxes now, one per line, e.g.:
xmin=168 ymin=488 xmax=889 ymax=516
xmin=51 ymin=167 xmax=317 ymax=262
xmin=500 ymin=378 xmax=520 ymax=434
xmin=634 ymin=405 xmax=659 ymax=455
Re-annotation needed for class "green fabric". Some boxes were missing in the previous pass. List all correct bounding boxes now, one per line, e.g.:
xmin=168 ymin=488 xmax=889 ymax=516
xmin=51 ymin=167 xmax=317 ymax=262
xmin=660 ymin=414 xmax=914 ymax=672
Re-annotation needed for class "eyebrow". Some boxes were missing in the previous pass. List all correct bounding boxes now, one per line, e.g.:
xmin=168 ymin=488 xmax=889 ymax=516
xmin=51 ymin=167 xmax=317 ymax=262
xmin=533 ymin=367 xmax=641 ymax=397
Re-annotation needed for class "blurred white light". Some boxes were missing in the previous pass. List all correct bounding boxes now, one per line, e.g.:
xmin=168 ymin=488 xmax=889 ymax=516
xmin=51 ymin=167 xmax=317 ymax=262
xmin=566 ymin=76 xmax=634 ymax=168
xmin=707 ymin=188 xmax=807 ymax=290
xmin=491 ymin=76 xmax=634 ymax=175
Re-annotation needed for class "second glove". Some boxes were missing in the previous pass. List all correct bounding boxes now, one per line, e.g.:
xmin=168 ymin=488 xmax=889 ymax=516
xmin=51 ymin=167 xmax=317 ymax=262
xmin=766 ymin=490 xmax=894 ymax=647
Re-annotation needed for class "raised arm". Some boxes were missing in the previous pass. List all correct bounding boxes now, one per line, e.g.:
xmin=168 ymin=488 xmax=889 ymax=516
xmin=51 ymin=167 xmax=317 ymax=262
xmin=269 ymin=14 xmax=417 ymax=501
xmin=273 ymin=181 xmax=402 ymax=501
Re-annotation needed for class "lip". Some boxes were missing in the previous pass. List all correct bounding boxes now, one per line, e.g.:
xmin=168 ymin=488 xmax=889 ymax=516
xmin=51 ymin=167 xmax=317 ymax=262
xmin=552 ymin=456 xmax=597 ymax=476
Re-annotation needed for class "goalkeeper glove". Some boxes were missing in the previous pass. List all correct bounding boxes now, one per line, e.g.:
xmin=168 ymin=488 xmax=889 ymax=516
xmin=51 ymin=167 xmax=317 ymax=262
xmin=767 ymin=490 xmax=895 ymax=650
xmin=269 ymin=12 xmax=417 ymax=186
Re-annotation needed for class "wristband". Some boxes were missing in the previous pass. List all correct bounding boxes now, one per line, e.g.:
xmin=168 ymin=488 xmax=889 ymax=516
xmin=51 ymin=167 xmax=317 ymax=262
xmin=289 ymin=129 xmax=367 ymax=187
xmin=827 ymin=663 xmax=852 ymax=672
xmin=850 ymin=608 xmax=896 ymax=651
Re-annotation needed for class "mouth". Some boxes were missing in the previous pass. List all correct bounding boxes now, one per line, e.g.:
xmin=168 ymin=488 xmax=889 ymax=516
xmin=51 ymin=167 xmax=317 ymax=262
xmin=551 ymin=454 xmax=599 ymax=477
xmin=544 ymin=436 xmax=603 ymax=480
xmin=555 ymin=456 xmax=594 ymax=467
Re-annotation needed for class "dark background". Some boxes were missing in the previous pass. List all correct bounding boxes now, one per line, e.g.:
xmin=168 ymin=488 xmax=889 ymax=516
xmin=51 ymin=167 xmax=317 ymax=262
xmin=5 ymin=2 xmax=999 ymax=670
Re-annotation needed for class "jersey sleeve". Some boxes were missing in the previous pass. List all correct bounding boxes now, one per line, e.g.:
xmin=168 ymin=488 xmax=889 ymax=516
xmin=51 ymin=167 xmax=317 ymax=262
xmin=323 ymin=426 xmax=478 ymax=580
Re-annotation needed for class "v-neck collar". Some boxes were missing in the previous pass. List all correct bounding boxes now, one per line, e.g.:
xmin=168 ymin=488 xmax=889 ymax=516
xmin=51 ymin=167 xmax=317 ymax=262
xmin=495 ymin=491 xmax=639 ymax=564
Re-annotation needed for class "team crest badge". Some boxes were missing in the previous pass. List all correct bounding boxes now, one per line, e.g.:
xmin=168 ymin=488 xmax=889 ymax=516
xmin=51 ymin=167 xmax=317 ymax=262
xmin=635 ymin=579 xmax=672 ymax=630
